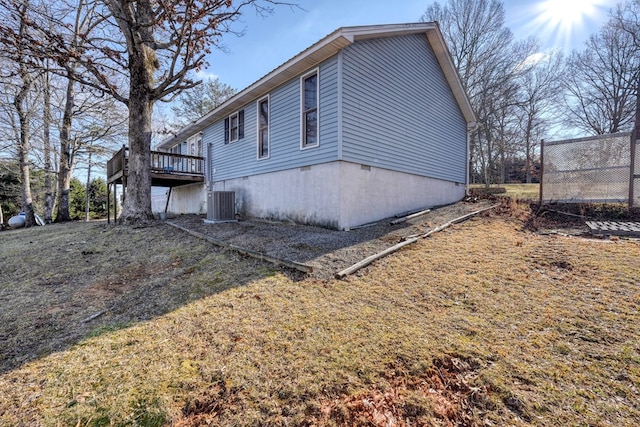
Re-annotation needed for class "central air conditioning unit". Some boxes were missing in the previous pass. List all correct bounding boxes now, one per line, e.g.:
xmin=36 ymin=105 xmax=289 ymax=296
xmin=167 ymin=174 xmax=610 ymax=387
xmin=207 ymin=191 xmax=236 ymax=222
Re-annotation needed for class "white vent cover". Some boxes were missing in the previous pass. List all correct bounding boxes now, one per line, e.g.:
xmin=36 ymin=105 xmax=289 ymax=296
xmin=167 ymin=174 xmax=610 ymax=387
xmin=207 ymin=191 xmax=235 ymax=221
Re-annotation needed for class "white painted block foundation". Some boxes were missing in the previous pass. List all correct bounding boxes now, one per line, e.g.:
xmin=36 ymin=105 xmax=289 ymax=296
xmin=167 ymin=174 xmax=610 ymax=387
xmin=211 ymin=161 xmax=464 ymax=230
xmin=153 ymin=183 xmax=207 ymax=215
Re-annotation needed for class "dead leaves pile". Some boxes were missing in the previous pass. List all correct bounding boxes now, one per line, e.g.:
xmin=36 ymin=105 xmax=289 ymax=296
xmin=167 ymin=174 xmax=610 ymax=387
xmin=309 ymin=355 xmax=493 ymax=427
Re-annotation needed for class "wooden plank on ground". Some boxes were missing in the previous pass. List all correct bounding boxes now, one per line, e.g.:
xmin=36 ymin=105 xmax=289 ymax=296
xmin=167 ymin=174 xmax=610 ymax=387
xmin=166 ymin=221 xmax=313 ymax=274
xmin=390 ymin=209 xmax=431 ymax=225
xmin=421 ymin=205 xmax=498 ymax=238
xmin=336 ymin=204 xmax=498 ymax=279
xmin=335 ymin=237 xmax=419 ymax=279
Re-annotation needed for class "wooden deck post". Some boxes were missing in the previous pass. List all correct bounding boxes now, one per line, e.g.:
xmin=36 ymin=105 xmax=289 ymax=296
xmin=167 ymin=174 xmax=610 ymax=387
xmin=107 ymin=183 xmax=111 ymax=224
xmin=630 ymin=130 xmax=637 ymax=208
xmin=539 ymin=139 xmax=544 ymax=205
xmin=164 ymin=187 xmax=172 ymax=214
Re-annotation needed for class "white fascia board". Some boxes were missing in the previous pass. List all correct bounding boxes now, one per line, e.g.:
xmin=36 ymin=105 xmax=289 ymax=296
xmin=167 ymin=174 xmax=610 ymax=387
xmin=425 ymin=24 xmax=477 ymax=124
xmin=160 ymin=30 xmax=353 ymax=148
xmin=159 ymin=22 xmax=477 ymax=148
xmin=343 ymin=22 xmax=436 ymax=41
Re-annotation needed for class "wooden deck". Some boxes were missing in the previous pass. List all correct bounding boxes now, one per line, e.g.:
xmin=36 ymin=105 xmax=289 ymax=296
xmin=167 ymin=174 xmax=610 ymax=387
xmin=106 ymin=146 xmax=205 ymax=222
xmin=107 ymin=146 xmax=205 ymax=187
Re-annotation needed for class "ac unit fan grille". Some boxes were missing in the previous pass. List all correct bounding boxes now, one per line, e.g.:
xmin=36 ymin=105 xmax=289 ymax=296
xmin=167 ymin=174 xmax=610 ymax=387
xmin=207 ymin=191 xmax=235 ymax=221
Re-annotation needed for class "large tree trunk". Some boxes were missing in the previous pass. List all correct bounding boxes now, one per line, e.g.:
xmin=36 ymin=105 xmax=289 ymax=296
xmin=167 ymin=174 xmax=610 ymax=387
xmin=524 ymin=115 xmax=533 ymax=184
xmin=55 ymin=77 xmax=75 ymax=222
xmin=17 ymin=106 xmax=35 ymax=227
xmin=14 ymin=0 xmax=35 ymax=228
xmin=120 ymin=46 xmax=154 ymax=223
xmin=84 ymin=148 xmax=92 ymax=221
xmin=43 ymin=68 xmax=55 ymax=223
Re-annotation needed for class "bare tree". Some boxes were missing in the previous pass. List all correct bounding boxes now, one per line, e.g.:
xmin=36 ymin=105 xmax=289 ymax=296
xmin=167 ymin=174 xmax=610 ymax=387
xmin=0 ymin=0 xmax=39 ymax=226
xmin=53 ymin=0 xmax=101 ymax=222
xmin=515 ymin=50 xmax=564 ymax=183
xmin=55 ymin=85 xmax=127 ymax=223
xmin=40 ymin=64 xmax=55 ymax=223
xmin=422 ymin=0 xmax=511 ymax=102
xmin=487 ymin=86 xmax=519 ymax=184
xmin=563 ymin=21 xmax=640 ymax=135
xmin=422 ymin=0 xmax=536 ymax=185
xmin=3 ymin=0 xmax=293 ymax=223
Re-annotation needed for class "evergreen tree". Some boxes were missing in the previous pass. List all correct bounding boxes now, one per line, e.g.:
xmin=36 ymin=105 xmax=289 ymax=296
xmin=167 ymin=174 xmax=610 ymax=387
xmin=87 ymin=177 xmax=108 ymax=219
xmin=68 ymin=177 xmax=86 ymax=220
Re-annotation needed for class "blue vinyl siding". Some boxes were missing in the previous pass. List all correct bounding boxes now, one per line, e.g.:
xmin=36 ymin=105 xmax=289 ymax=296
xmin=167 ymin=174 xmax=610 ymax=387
xmin=341 ymin=34 xmax=467 ymax=183
xmin=207 ymin=57 xmax=339 ymax=181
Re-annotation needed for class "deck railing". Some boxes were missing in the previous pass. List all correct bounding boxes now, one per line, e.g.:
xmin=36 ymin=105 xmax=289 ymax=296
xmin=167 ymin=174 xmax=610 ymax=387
xmin=151 ymin=151 xmax=204 ymax=175
xmin=107 ymin=146 xmax=204 ymax=183
xmin=107 ymin=145 xmax=127 ymax=180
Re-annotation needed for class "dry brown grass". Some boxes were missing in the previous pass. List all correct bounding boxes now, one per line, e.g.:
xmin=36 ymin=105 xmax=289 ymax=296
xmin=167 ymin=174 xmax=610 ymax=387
xmin=470 ymin=183 xmax=540 ymax=200
xmin=0 ymin=207 xmax=639 ymax=426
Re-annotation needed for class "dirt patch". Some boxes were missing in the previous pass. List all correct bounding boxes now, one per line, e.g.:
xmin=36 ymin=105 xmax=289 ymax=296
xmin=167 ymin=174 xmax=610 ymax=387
xmin=167 ymin=200 xmax=496 ymax=280
xmin=307 ymin=355 xmax=493 ymax=427
xmin=176 ymin=378 xmax=241 ymax=427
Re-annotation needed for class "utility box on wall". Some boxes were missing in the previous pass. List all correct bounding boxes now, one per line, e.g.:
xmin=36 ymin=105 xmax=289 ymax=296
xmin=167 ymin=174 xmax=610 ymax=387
xmin=206 ymin=191 xmax=236 ymax=222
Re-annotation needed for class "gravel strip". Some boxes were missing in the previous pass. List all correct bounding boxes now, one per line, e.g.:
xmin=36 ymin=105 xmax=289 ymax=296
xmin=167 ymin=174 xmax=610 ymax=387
xmin=167 ymin=200 xmax=495 ymax=280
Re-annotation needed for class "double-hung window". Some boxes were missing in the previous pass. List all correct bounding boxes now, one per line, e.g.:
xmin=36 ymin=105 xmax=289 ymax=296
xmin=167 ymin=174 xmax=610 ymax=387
xmin=257 ymin=97 xmax=269 ymax=159
xmin=301 ymin=70 xmax=319 ymax=148
xmin=230 ymin=114 xmax=239 ymax=141
xmin=224 ymin=110 xmax=244 ymax=144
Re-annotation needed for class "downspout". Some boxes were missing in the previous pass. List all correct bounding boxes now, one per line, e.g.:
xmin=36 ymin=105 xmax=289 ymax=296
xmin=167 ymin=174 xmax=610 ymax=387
xmin=337 ymin=50 xmax=344 ymax=162
xmin=466 ymin=121 xmax=479 ymax=196
xmin=337 ymin=50 xmax=346 ymax=229
xmin=206 ymin=137 xmax=213 ymax=221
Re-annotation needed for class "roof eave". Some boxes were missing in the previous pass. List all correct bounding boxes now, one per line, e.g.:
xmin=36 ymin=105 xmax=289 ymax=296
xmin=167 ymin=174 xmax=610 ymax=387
xmin=159 ymin=29 xmax=353 ymax=149
xmin=425 ymin=24 xmax=476 ymax=124
xmin=159 ymin=22 xmax=477 ymax=149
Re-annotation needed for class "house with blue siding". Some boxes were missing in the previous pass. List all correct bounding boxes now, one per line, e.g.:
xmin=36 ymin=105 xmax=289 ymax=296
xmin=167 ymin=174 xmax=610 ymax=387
xmin=157 ymin=22 xmax=476 ymax=230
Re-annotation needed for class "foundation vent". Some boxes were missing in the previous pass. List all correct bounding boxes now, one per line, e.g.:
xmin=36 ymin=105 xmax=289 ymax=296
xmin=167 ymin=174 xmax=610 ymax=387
xmin=207 ymin=191 xmax=235 ymax=221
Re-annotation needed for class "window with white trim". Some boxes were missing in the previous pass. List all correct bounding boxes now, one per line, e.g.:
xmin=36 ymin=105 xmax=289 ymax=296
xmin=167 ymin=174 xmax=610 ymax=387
xmin=224 ymin=109 xmax=244 ymax=144
xmin=301 ymin=70 xmax=318 ymax=148
xmin=257 ymin=97 xmax=269 ymax=159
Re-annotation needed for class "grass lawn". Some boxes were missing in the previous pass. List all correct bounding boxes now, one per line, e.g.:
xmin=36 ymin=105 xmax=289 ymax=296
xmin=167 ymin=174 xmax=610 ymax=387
xmin=502 ymin=183 xmax=540 ymax=200
xmin=0 ymin=207 xmax=639 ymax=426
xmin=470 ymin=183 xmax=540 ymax=200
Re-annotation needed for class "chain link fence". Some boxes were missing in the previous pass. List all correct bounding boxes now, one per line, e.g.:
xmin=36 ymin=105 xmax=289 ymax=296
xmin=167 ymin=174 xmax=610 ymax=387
xmin=541 ymin=132 xmax=635 ymax=204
